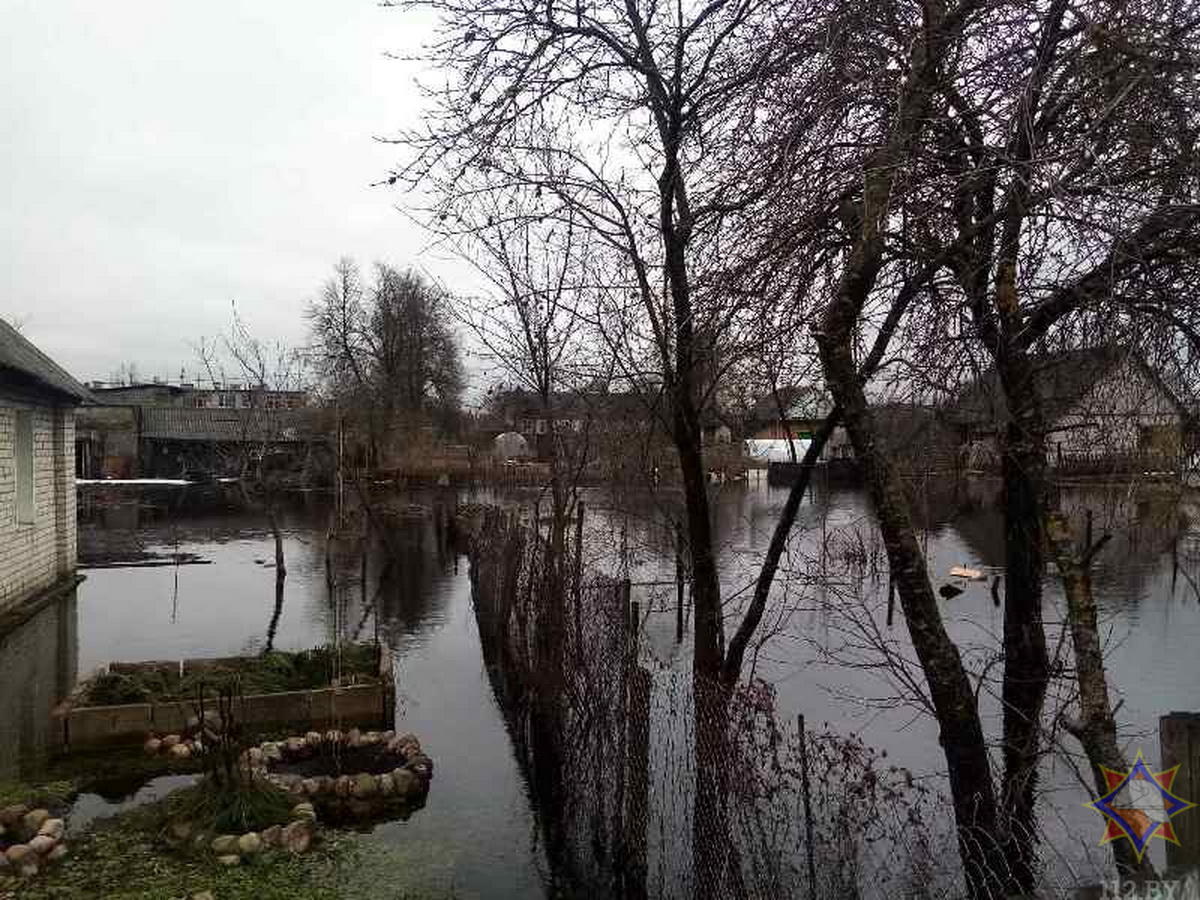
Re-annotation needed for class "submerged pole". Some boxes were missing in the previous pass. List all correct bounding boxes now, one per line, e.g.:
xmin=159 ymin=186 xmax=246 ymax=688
xmin=675 ymin=521 xmax=685 ymax=643
xmin=573 ymin=500 xmax=585 ymax=654
xmin=798 ymin=714 xmax=818 ymax=900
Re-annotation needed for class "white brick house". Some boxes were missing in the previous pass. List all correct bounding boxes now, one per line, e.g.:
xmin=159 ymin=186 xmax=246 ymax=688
xmin=950 ymin=347 xmax=1187 ymax=471
xmin=0 ymin=321 xmax=90 ymax=618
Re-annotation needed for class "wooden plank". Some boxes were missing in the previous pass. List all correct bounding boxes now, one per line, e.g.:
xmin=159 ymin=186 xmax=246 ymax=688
xmin=241 ymin=690 xmax=313 ymax=726
xmin=60 ymin=683 xmax=391 ymax=751
xmin=67 ymin=703 xmax=153 ymax=747
xmin=1160 ymin=712 xmax=1200 ymax=870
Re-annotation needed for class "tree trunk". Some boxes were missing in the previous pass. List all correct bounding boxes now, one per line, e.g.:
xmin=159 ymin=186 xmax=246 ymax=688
xmin=995 ymin=354 xmax=1051 ymax=896
xmin=723 ymin=412 xmax=838 ymax=687
xmin=265 ymin=569 xmax=285 ymax=653
xmin=1048 ymin=515 xmax=1157 ymax=881
xmin=677 ymin=422 xmax=724 ymax=680
xmin=267 ymin=500 xmax=287 ymax=578
xmin=693 ymin=674 xmax=737 ymax=900
xmin=541 ymin=389 xmax=569 ymax=674
xmin=818 ymin=329 xmax=1005 ymax=900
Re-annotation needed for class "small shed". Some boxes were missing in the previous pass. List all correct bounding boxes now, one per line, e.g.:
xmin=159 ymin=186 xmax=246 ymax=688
xmin=493 ymin=431 xmax=533 ymax=460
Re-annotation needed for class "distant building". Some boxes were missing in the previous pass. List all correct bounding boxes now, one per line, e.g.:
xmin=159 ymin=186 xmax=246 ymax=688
xmin=136 ymin=406 xmax=327 ymax=479
xmin=490 ymin=389 xmax=655 ymax=461
xmin=488 ymin=387 xmax=735 ymax=465
xmin=949 ymin=347 xmax=1188 ymax=472
xmin=743 ymin=387 xmax=962 ymax=475
xmin=0 ymin=321 xmax=90 ymax=617
xmin=87 ymin=382 xmax=307 ymax=410
xmin=77 ymin=381 xmax=314 ymax=479
xmin=745 ymin=386 xmax=852 ymax=461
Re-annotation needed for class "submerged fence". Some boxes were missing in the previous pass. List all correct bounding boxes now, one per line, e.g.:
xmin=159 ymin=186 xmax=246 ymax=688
xmin=457 ymin=503 xmax=972 ymax=900
xmin=465 ymin=504 xmax=648 ymax=896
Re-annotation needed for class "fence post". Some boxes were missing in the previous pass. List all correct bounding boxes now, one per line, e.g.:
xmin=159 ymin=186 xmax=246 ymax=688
xmin=675 ymin=521 xmax=685 ymax=643
xmin=624 ymin=664 xmax=651 ymax=899
xmin=1160 ymin=712 xmax=1200 ymax=869
xmin=798 ymin=714 xmax=818 ymax=900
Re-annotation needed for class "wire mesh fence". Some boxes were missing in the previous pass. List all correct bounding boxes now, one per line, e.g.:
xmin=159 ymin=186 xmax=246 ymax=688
xmin=457 ymin=500 xmax=1200 ymax=900
xmin=459 ymin=504 xmax=988 ymax=899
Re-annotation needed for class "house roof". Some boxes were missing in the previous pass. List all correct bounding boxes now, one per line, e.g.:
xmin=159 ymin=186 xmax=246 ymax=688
xmin=873 ymin=403 xmax=960 ymax=468
xmin=949 ymin=347 xmax=1183 ymax=427
xmin=140 ymin=407 xmax=323 ymax=443
xmin=0 ymin=320 xmax=92 ymax=403
xmin=90 ymin=383 xmax=190 ymax=399
xmin=748 ymin=386 xmax=834 ymax=423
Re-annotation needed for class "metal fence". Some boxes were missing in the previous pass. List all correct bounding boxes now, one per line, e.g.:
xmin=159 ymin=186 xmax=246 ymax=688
xmin=459 ymin=504 xmax=995 ymax=900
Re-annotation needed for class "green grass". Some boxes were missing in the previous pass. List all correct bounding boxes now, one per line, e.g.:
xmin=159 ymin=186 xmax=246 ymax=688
xmin=6 ymin=807 xmax=451 ymax=900
xmin=0 ymin=779 xmax=76 ymax=812
xmin=9 ymin=824 xmax=349 ymax=900
xmin=161 ymin=778 xmax=295 ymax=834
xmin=80 ymin=644 xmax=382 ymax=707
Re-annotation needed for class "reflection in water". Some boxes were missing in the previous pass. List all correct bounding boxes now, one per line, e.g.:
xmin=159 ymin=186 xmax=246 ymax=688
xmin=468 ymin=506 xmax=651 ymax=898
xmin=67 ymin=774 xmax=200 ymax=833
xmin=0 ymin=588 xmax=77 ymax=781
xmin=1 ymin=480 xmax=1195 ymax=896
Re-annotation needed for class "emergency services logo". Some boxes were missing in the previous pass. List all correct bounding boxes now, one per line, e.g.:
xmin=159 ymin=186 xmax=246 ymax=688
xmin=1086 ymin=750 xmax=1196 ymax=861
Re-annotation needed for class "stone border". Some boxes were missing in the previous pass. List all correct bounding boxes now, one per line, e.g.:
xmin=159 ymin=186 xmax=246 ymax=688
xmin=205 ymin=802 xmax=317 ymax=866
xmin=249 ymin=728 xmax=433 ymax=814
xmin=0 ymin=807 xmax=68 ymax=880
xmin=144 ymin=732 xmax=203 ymax=759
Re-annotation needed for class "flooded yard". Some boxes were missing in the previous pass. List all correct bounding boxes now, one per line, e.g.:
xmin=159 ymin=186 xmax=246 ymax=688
xmin=4 ymin=478 xmax=1199 ymax=897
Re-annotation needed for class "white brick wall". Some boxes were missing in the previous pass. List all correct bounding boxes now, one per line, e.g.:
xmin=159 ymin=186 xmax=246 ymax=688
xmin=0 ymin=400 xmax=77 ymax=613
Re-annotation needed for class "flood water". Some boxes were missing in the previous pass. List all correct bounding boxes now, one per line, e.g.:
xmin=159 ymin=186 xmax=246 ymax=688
xmin=4 ymin=477 xmax=1199 ymax=898
xmin=74 ymin=485 xmax=549 ymax=900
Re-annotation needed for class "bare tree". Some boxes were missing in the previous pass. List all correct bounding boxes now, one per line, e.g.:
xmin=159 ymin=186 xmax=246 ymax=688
xmin=308 ymin=258 xmax=465 ymax=468
xmin=782 ymin=0 xmax=1200 ymax=891
xmin=390 ymin=0 xmax=830 ymax=694
xmin=396 ymin=0 xmax=1199 ymax=893
xmin=456 ymin=205 xmax=605 ymax=626
xmin=199 ymin=312 xmax=307 ymax=651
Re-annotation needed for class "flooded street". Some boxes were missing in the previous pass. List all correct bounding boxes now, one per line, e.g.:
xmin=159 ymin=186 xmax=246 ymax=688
xmin=5 ymin=478 xmax=1198 ymax=897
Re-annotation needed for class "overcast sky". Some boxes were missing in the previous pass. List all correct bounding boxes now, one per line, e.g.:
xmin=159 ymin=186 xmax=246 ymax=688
xmin=2 ymin=0 xmax=458 ymax=385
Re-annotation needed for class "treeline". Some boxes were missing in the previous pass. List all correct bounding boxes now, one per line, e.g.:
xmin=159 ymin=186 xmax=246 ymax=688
xmin=306 ymin=258 xmax=464 ymax=466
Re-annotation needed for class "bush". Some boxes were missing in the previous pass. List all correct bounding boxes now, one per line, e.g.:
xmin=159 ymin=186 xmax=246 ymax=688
xmin=83 ymin=673 xmax=152 ymax=706
xmin=165 ymin=778 xmax=294 ymax=834
xmin=76 ymin=644 xmax=381 ymax=707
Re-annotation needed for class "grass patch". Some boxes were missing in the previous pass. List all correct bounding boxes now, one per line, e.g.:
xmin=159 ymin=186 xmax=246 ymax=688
xmin=6 ymin=809 xmax=450 ymax=900
xmin=0 ymin=779 xmax=76 ymax=812
xmin=78 ymin=644 xmax=381 ymax=707
xmin=162 ymin=778 xmax=294 ymax=834
xmin=8 ymin=823 xmax=350 ymax=900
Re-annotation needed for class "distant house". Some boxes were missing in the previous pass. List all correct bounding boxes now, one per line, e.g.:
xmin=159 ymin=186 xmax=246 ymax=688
xmin=745 ymin=386 xmax=852 ymax=461
xmin=77 ymin=383 xmax=316 ymax=479
xmin=137 ymin=407 xmax=328 ymax=479
xmin=0 ymin=321 xmax=90 ymax=618
xmin=88 ymin=382 xmax=307 ymax=410
xmin=743 ymin=385 xmax=963 ymax=474
xmin=491 ymin=389 xmax=662 ymax=461
xmin=949 ymin=347 xmax=1188 ymax=471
